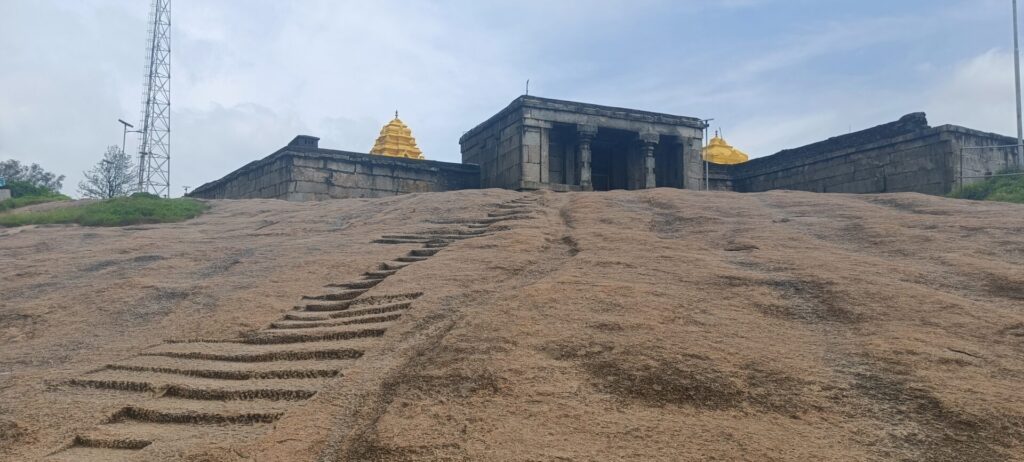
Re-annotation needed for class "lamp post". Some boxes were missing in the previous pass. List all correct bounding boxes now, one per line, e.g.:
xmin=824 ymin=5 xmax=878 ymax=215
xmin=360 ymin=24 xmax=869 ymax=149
xmin=117 ymin=119 xmax=135 ymax=155
xmin=1014 ymin=0 xmax=1023 ymax=166
xmin=702 ymin=118 xmax=714 ymax=191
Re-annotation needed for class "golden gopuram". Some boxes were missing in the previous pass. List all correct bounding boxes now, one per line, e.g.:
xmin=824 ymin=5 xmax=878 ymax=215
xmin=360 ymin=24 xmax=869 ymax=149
xmin=370 ymin=112 xmax=425 ymax=160
xmin=702 ymin=132 xmax=749 ymax=165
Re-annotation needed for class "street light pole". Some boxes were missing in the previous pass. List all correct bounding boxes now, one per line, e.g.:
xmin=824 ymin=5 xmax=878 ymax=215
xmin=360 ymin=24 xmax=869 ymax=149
xmin=701 ymin=118 xmax=714 ymax=191
xmin=1014 ymin=0 xmax=1023 ymax=166
xmin=118 ymin=119 xmax=135 ymax=155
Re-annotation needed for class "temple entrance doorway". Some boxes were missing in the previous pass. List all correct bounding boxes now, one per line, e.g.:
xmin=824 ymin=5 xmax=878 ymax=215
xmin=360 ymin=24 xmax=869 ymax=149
xmin=591 ymin=128 xmax=635 ymax=191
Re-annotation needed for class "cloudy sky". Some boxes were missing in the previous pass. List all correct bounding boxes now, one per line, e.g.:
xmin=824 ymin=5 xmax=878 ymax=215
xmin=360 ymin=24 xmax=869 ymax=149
xmin=1 ymin=0 xmax=1021 ymax=196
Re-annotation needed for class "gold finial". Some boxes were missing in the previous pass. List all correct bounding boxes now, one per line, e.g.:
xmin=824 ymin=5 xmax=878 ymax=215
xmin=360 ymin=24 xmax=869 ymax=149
xmin=395 ymin=110 xmax=399 ymax=119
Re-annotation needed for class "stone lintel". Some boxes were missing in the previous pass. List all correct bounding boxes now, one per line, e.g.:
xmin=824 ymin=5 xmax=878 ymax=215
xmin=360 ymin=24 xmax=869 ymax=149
xmin=522 ymin=118 xmax=553 ymax=129
xmin=639 ymin=131 xmax=660 ymax=145
xmin=577 ymin=124 xmax=599 ymax=139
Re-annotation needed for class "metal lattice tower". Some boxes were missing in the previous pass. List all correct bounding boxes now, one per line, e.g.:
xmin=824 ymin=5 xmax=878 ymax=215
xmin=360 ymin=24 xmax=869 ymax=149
xmin=137 ymin=0 xmax=171 ymax=197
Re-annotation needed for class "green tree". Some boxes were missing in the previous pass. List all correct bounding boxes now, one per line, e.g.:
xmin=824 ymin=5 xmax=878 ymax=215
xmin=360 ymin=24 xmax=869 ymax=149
xmin=78 ymin=146 xmax=137 ymax=199
xmin=0 ymin=159 xmax=65 ymax=191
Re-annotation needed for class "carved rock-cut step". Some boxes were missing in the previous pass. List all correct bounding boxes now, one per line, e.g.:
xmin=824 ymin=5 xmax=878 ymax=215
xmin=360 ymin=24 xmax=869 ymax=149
xmin=297 ymin=301 xmax=357 ymax=312
xmin=72 ymin=435 xmax=152 ymax=450
xmin=372 ymin=238 xmax=448 ymax=245
xmin=140 ymin=348 xmax=364 ymax=363
xmin=270 ymin=312 xmax=404 ymax=330
xmin=326 ymin=279 xmax=381 ymax=290
xmin=370 ymin=238 xmax=425 ymax=245
xmin=287 ymin=300 xmax=412 ymax=322
xmin=162 ymin=386 xmax=316 ymax=402
xmin=294 ymin=292 xmax=421 ymax=313
xmin=413 ymin=229 xmax=488 ymax=236
xmin=302 ymin=289 xmax=366 ymax=301
xmin=487 ymin=209 xmax=534 ymax=218
xmin=66 ymin=379 xmax=317 ymax=401
xmin=363 ymin=269 xmax=398 ymax=279
xmin=242 ymin=327 xmax=386 ymax=345
xmin=352 ymin=292 xmax=422 ymax=304
xmin=495 ymin=203 xmax=533 ymax=209
xmin=383 ymin=234 xmax=474 ymax=241
xmin=477 ymin=215 xmax=533 ymax=224
xmin=68 ymin=378 xmax=152 ymax=393
xmin=426 ymin=218 xmax=489 ymax=225
xmin=283 ymin=312 xmax=329 ymax=321
xmin=379 ymin=235 xmax=437 ymax=241
xmin=329 ymin=301 xmax=412 ymax=319
xmin=409 ymin=248 xmax=441 ymax=257
xmin=394 ymin=256 xmax=428 ymax=263
xmin=108 ymin=406 xmax=282 ymax=425
xmin=380 ymin=261 xmax=410 ymax=271
xmin=102 ymin=364 xmax=341 ymax=381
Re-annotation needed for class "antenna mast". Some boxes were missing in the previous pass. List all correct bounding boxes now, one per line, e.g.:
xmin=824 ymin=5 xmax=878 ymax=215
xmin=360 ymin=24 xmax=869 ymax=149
xmin=137 ymin=0 xmax=172 ymax=197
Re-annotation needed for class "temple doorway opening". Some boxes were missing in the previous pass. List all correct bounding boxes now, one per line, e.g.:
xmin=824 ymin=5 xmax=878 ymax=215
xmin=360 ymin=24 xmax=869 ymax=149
xmin=591 ymin=128 xmax=635 ymax=191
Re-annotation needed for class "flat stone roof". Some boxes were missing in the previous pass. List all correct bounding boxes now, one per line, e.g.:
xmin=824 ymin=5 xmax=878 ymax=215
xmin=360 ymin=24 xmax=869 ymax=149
xmin=461 ymin=95 xmax=706 ymax=143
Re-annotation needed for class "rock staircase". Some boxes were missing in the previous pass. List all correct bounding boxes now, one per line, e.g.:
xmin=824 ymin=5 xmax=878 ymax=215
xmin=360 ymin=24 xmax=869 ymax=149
xmin=48 ymin=195 xmax=541 ymax=460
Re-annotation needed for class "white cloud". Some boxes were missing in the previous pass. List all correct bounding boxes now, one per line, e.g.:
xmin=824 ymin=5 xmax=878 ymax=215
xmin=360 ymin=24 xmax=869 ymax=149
xmin=926 ymin=49 xmax=1019 ymax=135
xmin=0 ymin=0 xmax=1019 ymax=196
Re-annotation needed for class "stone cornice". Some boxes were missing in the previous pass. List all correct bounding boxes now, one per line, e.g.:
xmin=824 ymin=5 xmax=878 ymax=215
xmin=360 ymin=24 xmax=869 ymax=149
xmin=460 ymin=95 xmax=705 ymax=143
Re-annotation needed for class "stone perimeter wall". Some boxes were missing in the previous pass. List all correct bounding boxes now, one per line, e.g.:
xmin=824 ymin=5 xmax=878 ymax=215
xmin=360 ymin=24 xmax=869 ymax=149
xmin=722 ymin=114 xmax=1019 ymax=195
xmin=190 ymin=148 xmax=480 ymax=201
xmin=192 ymin=112 xmax=1019 ymax=201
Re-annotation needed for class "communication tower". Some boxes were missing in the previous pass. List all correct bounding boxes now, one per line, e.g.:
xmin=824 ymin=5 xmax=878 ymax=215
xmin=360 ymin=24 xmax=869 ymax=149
xmin=137 ymin=0 xmax=172 ymax=196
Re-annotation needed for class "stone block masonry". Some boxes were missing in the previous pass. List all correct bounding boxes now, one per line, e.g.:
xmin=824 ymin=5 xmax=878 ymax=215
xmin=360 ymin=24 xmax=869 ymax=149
xmin=191 ymin=98 xmax=1020 ymax=201
xmin=190 ymin=136 xmax=480 ymax=200
xmin=460 ymin=96 xmax=706 ymax=192
xmin=722 ymin=113 xmax=1020 ymax=195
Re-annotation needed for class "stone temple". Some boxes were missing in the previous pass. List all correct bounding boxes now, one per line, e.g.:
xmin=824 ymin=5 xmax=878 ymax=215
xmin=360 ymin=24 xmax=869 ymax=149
xmin=189 ymin=95 xmax=1022 ymax=200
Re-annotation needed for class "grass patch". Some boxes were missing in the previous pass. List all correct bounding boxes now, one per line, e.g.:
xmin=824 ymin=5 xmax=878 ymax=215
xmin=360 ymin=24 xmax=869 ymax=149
xmin=0 ymin=180 xmax=70 ymax=212
xmin=0 ymin=196 xmax=208 ymax=227
xmin=0 ymin=194 xmax=70 ymax=212
xmin=949 ymin=170 xmax=1024 ymax=204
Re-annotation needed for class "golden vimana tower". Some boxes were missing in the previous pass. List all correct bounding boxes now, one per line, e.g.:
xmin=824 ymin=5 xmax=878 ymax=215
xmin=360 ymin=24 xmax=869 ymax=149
xmin=702 ymin=131 xmax=749 ymax=165
xmin=370 ymin=112 xmax=425 ymax=160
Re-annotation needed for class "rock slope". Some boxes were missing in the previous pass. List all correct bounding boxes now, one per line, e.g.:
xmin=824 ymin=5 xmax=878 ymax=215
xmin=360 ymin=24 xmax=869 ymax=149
xmin=0 ymin=189 xmax=1022 ymax=461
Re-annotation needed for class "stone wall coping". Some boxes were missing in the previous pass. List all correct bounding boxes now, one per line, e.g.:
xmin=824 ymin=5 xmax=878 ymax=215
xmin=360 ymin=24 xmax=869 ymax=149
xmin=460 ymin=95 xmax=706 ymax=144
xmin=932 ymin=124 xmax=1017 ymax=144
xmin=190 ymin=145 xmax=478 ymax=196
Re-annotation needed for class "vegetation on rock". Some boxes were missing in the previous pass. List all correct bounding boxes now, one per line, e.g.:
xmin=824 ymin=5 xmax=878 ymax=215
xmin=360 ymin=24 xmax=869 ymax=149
xmin=950 ymin=169 xmax=1024 ymax=204
xmin=0 ymin=180 xmax=70 ymax=212
xmin=0 ymin=195 xmax=208 ymax=227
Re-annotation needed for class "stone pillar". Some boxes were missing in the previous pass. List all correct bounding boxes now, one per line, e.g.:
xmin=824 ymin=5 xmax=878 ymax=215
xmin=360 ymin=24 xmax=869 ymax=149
xmin=540 ymin=126 xmax=550 ymax=185
xmin=521 ymin=125 xmax=543 ymax=187
xmin=682 ymin=136 xmax=704 ymax=190
xmin=577 ymin=124 xmax=598 ymax=191
xmin=639 ymin=132 xmax=659 ymax=189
